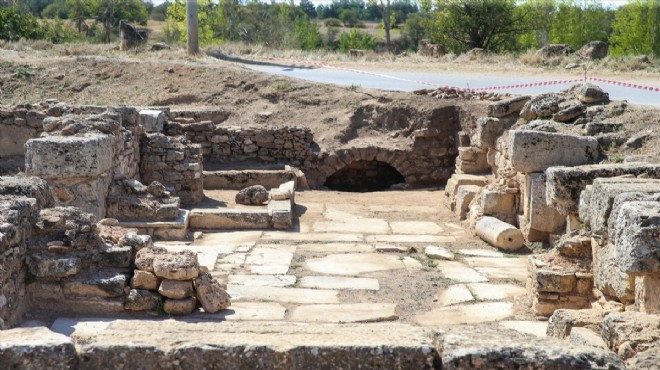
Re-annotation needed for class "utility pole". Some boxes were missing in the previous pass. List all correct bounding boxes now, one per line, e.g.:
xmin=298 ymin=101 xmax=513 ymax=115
xmin=187 ymin=0 xmax=199 ymax=55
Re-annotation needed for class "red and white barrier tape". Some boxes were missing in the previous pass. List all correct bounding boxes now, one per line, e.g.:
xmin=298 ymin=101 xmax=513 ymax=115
xmin=255 ymin=57 xmax=660 ymax=94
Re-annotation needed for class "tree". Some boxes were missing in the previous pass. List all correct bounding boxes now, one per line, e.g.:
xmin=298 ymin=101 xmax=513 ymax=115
xmin=610 ymin=0 xmax=660 ymax=57
xmin=66 ymin=0 xmax=91 ymax=32
xmin=430 ymin=0 xmax=531 ymax=53
xmin=369 ymin=0 xmax=392 ymax=50
xmin=338 ymin=27 xmax=375 ymax=51
xmin=517 ymin=0 xmax=557 ymax=49
xmin=548 ymin=0 xmax=614 ymax=49
xmin=299 ymin=0 xmax=317 ymax=18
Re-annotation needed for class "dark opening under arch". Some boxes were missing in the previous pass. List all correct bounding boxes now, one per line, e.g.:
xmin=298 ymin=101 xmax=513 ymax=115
xmin=324 ymin=160 xmax=405 ymax=192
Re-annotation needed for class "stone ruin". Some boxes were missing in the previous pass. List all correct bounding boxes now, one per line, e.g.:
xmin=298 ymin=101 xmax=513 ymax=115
xmin=0 ymin=84 xmax=658 ymax=368
xmin=444 ymin=83 xmax=659 ymax=365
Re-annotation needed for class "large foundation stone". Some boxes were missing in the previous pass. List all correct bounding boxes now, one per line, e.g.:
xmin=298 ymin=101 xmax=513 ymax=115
xmin=508 ymin=130 xmax=598 ymax=173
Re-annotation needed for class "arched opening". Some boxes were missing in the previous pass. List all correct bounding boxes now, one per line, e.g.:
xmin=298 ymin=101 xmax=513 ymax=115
xmin=324 ymin=160 xmax=405 ymax=192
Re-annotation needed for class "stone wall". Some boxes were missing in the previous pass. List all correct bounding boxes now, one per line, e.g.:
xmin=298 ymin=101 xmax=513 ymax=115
xmin=165 ymin=121 xmax=314 ymax=164
xmin=0 ymin=177 xmax=53 ymax=329
xmin=140 ymin=133 xmax=203 ymax=205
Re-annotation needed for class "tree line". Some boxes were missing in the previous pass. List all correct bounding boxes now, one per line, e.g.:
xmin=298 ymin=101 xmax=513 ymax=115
xmin=1 ymin=0 xmax=659 ymax=57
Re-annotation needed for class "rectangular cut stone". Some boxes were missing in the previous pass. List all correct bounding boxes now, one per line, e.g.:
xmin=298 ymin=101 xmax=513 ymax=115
xmin=0 ymin=125 xmax=38 ymax=157
xmin=190 ymin=209 xmax=271 ymax=229
xmin=635 ymin=275 xmax=660 ymax=314
xmin=25 ymin=134 xmax=114 ymax=177
xmin=611 ymin=201 xmax=660 ymax=274
xmin=0 ymin=327 xmax=77 ymax=368
xmin=203 ymin=169 xmax=297 ymax=190
xmin=594 ymin=243 xmax=635 ymax=303
xmin=299 ymin=276 xmax=380 ymax=290
xmin=545 ymin=163 xmax=660 ymax=215
xmin=455 ymin=185 xmax=480 ymax=220
xmin=436 ymin=261 xmax=488 ymax=283
xmin=139 ymin=110 xmax=165 ymax=132
xmin=528 ymin=173 xmax=564 ymax=233
xmin=488 ymin=95 xmax=531 ymax=118
xmin=444 ymin=174 xmax=488 ymax=198
xmin=227 ymin=285 xmax=339 ymax=304
xmin=481 ymin=189 xmax=516 ymax=216
xmin=508 ymin=130 xmax=598 ymax=173
xmin=579 ymin=178 xmax=660 ymax=238
xmin=289 ymin=303 xmax=397 ymax=323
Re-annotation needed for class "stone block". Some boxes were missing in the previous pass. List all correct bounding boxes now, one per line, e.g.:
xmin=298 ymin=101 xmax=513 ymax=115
xmin=473 ymin=117 xmax=507 ymax=149
xmin=593 ymin=243 xmax=635 ymax=303
xmin=611 ymin=201 xmax=660 ymax=274
xmin=455 ymin=185 xmax=480 ymax=220
xmin=602 ymin=312 xmax=660 ymax=360
xmin=163 ymin=297 xmax=197 ymax=315
xmin=534 ymin=270 xmax=576 ymax=294
xmin=0 ymin=125 xmax=38 ymax=157
xmin=62 ymin=272 xmax=128 ymax=298
xmin=527 ymin=173 xmax=564 ymax=233
xmin=25 ymin=134 xmax=114 ymax=178
xmin=507 ymin=130 xmax=598 ymax=173
xmin=194 ymin=270 xmax=231 ymax=313
xmin=456 ymin=147 xmax=489 ymax=174
xmin=0 ymin=327 xmax=77 ymax=369
xmin=153 ymin=250 xmax=200 ymax=281
xmin=475 ymin=216 xmax=524 ymax=251
xmin=546 ymin=309 xmax=603 ymax=339
xmin=125 ymin=289 xmax=161 ymax=311
xmin=607 ymin=192 xmax=660 ymax=247
xmin=139 ymin=110 xmax=165 ymax=132
xmin=635 ymin=275 xmax=660 ymax=314
xmin=131 ymin=270 xmax=159 ymax=290
xmin=189 ymin=208 xmax=271 ymax=229
xmin=487 ymin=95 xmax=530 ymax=118
xmin=27 ymin=255 xmax=81 ymax=279
xmin=444 ymin=174 xmax=488 ymax=198
xmin=134 ymin=246 xmax=168 ymax=272
xmin=578 ymin=178 xmax=660 ymax=239
xmin=159 ymin=279 xmax=194 ymax=299
xmin=545 ymin=163 xmax=660 ymax=215
xmin=481 ymin=189 xmax=516 ymax=216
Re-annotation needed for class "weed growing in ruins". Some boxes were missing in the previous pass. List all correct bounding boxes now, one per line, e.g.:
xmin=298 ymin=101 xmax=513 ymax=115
xmin=272 ymin=82 xmax=292 ymax=92
xmin=154 ymin=299 xmax=166 ymax=315
xmin=348 ymin=84 xmax=359 ymax=91
xmin=16 ymin=66 xmax=35 ymax=79
xmin=322 ymin=116 xmax=338 ymax=125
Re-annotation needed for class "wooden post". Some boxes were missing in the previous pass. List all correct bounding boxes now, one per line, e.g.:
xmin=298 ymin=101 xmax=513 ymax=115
xmin=186 ymin=0 xmax=199 ymax=55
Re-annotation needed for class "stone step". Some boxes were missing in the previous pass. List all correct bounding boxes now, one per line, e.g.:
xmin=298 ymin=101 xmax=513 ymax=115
xmin=116 ymin=209 xmax=190 ymax=240
xmin=50 ymin=318 xmax=437 ymax=369
xmin=189 ymin=208 xmax=271 ymax=229
xmin=203 ymin=168 xmax=297 ymax=190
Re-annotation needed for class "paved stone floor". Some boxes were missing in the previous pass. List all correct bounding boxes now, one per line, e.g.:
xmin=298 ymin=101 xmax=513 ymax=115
xmin=155 ymin=190 xmax=539 ymax=329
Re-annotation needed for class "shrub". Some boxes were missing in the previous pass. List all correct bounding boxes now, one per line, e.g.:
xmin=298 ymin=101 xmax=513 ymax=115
xmin=324 ymin=18 xmax=342 ymax=27
xmin=338 ymin=28 xmax=374 ymax=52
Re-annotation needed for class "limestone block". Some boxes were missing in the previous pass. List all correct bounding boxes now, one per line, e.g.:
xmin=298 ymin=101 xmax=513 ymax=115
xmin=0 ymin=327 xmax=77 ymax=369
xmin=432 ymin=325 xmax=624 ymax=369
xmin=0 ymin=125 xmax=38 ymax=157
xmin=507 ymin=131 xmax=598 ymax=173
xmin=578 ymin=178 xmax=660 ymax=239
xmin=27 ymin=255 xmax=81 ymax=278
xmin=25 ymin=134 xmax=114 ymax=178
xmin=455 ymin=185 xmax=480 ymax=220
xmin=194 ymin=270 xmax=231 ymax=313
xmin=235 ymin=185 xmax=269 ymax=205
xmin=444 ymin=174 xmax=488 ymax=198
xmin=456 ymin=147 xmax=489 ymax=174
xmin=487 ymin=95 xmax=530 ymax=118
xmin=119 ymin=234 xmax=153 ymax=252
xmin=139 ymin=110 xmax=165 ymax=132
xmin=575 ymin=84 xmax=609 ymax=104
xmin=131 ymin=270 xmax=159 ymax=290
xmin=552 ymin=101 xmax=586 ymax=122
xmin=270 ymin=180 xmax=295 ymax=202
xmin=534 ymin=270 xmax=576 ymax=294
xmin=635 ymin=275 xmax=660 ymax=314
xmin=594 ymin=244 xmax=635 ymax=303
xmin=519 ymin=93 xmax=565 ymax=121
xmin=62 ymin=272 xmax=128 ymax=298
xmin=545 ymin=163 xmax=660 ymax=215
xmin=602 ymin=311 xmax=660 ymax=360
xmin=269 ymin=199 xmax=293 ymax=229
xmin=607 ymin=192 xmax=660 ymax=246
xmin=48 ymin=173 xmax=112 ymax=218
xmin=546 ymin=309 xmax=603 ymax=339
xmin=569 ymin=328 xmax=607 ymax=349
xmin=527 ymin=173 xmax=564 ymax=233
xmin=134 ymin=246 xmax=168 ymax=272
xmin=611 ymin=201 xmax=660 ymax=274
xmin=163 ymin=297 xmax=197 ymax=315
xmin=481 ymin=189 xmax=516 ymax=216
xmin=153 ymin=250 xmax=200 ymax=281
xmin=475 ymin=216 xmax=524 ymax=251
xmin=473 ymin=117 xmax=508 ymax=149
xmin=125 ymin=289 xmax=161 ymax=311
xmin=159 ymin=279 xmax=194 ymax=299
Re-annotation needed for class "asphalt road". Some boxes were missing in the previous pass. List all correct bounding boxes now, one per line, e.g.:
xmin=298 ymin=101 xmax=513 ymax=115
xmin=248 ymin=63 xmax=660 ymax=107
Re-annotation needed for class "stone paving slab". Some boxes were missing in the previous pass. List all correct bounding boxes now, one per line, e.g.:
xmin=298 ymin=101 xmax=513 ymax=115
xmin=414 ymin=302 xmax=513 ymax=326
xmin=365 ymin=235 xmax=456 ymax=243
xmin=227 ymin=285 xmax=340 ymax=304
xmin=425 ymin=246 xmax=455 ymax=260
xmin=465 ymin=257 xmax=528 ymax=281
xmin=52 ymin=319 xmax=438 ymax=369
xmin=261 ymin=232 xmax=363 ymax=242
xmin=473 ymin=267 xmax=528 ymax=282
xmin=288 ymin=303 xmax=398 ymax=323
xmin=458 ymin=249 xmax=505 ymax=258
xmin=295 ymin=243 xmax=375 ymax=253
xmin=195 ymin=302 xmax=287 ymax=321
xmin=467 ymin=283 xmax=527 ymax=301
xmin=229 ymin=274 xmax=297 ymax=287
xmin=313 ymin=219 xmax=390 ymax=234
xmin=192 ymin=231 xmax=263 ymax=247
xmin=305 ymin=253 xmax=407 ymax=275
xmin=390 ymin=221 xmax=443 ymax=234
xmin=244 ymin=247 xmax=294 ymax=266
xmin=298 ymin=276 xmax=380 ymax=290
xmin=435 ymin=284 xmax=475 ymax=306
xmin=246 ymin=264 xmax=291 ymax=275
xmin=436 ymin=261 xmax=489 ymax=283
